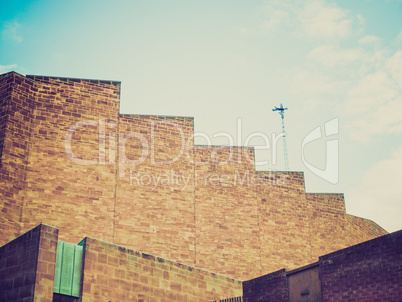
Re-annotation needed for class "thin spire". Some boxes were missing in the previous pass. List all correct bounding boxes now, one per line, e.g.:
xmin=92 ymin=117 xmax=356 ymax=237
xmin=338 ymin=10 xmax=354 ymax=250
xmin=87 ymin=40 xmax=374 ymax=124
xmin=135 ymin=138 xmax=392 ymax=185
xmin=272 ymin=103 xmax=289 ymax=171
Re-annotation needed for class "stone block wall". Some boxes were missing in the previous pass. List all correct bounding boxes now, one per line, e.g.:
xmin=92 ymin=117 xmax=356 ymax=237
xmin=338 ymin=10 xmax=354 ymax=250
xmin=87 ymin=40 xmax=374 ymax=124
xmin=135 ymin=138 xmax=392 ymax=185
xmin=0 ymin=224 xmax=242 ymax=302
xmin=0 ymin=72 xmax=36 ymax=243
xmin=257 ymin=171 xmax=312 ymax=274
xmin=1 ymin=223 xmax=399 ymax=301
xmin=0 ymin=72 xmax=388 ymax=281
xmin=242 ymin=229 xmax=402 ymax=302
xmin=80 ymin=236 xmax=242 ymax=301
xmin=0 ymin=72 xmax=10 ymax=163
xmin=115 ymin=114 xmax=196 ymax=264
xmin=306 ymin=193 xmax=349 ymax=260
xmin=22 ymin=74 xmax=120 ymax=245
xmin=194 ymin=146 xmax=261 ymax=280
xmin=0 ymin=224 xmax=58 ymax=302
xmin=242 ymin=269 xmax=288 ymax=302
xmin=319 ymin=229 xmax=402 ymax=301
xmin=345 ymin=214 xmax=388 ymax=245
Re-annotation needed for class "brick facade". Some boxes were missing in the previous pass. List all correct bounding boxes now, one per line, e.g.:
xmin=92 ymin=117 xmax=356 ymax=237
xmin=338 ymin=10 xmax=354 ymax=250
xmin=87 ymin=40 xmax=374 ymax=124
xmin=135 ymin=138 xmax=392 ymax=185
xmin=0 ymin=224 xmax=58 ymax=302
xmin=257 ymin=171 xmax=312 ymax=273
xmin=0 ymin=224 xmax=242 ymax=301
xmin=80 ymin=237 xmax=242 ymax=301
xmin=319 ymin=229 xmax=402 ymax=301
xmin=115 ymin=114 xmax=196 ymax=264
xmin=194 ymin=146 xmax=261 ymax=280
xmin=242 ymin=229 xmax=402 ymax=302
xmin=2 ymin=224 xmax=400 ymax=301
xmin=0 ymin=72 xmax=36 ymax=243
xmin=0 ymin=72 xmax=388 ymax=281
xmin=242 ymin=269 xmax=288 ymax=302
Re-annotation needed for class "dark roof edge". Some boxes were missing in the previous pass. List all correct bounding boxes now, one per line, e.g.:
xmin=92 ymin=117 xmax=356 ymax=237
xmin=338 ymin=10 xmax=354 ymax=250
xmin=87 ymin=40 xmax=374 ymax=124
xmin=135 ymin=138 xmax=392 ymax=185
xmin=26 ymin=74 xmax=121 ymax=84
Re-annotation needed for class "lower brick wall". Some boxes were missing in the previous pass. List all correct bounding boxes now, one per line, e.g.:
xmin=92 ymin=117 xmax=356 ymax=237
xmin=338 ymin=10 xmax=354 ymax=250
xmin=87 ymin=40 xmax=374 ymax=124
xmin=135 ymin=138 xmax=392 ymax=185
xmin=320 ymin=229 xmax=402 ymax=301
xmin=1 ymin=224 xmax=400 ymax=301
xmin=242 ymin=269 xmax=288 ymax=302
xmin=242 ymin=229 xmax=402 ymax=302
xmin=0 ymin=224 xmax=58 ymax=302
xmin=80 ymin=237 xmax=243 ymax=301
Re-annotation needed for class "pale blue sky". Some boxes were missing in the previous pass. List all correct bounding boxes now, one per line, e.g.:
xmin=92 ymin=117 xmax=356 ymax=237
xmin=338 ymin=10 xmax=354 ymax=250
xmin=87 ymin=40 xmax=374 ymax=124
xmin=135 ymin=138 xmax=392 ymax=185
xmin=1 ymin=0 xmax=401 ymax=232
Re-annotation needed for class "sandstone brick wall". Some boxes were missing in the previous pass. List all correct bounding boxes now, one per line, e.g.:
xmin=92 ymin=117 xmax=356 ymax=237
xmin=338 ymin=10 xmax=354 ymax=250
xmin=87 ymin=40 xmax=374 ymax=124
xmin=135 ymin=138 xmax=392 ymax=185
xmin=0 ymin=72 xmax=36 ymax=244
xmin=257 ymin=171 xmax=312 ymax=274
xmin=0 ymin=224 xmax=59 ymax=302
xmin=115 ymin=114 xmax=196 ymax=264
xmin=194 ymin=146 xmax=261 ymax=280
xmin=0 ymin=72 xmax=10 ymax=163
xmin=345 ymin=214 xmax=387 ymax=245
xmin=80 ymin=236 xmax=242 ymax=301
xmin=22 ymin=75 xmax=120 ymax=245
xmin=307 ymin=193 xmax=388 ymax=263
xmin=306 ymin=193 xmax=349 ymax=260
xmin=0 ymin=72 xmax=389 ymax=281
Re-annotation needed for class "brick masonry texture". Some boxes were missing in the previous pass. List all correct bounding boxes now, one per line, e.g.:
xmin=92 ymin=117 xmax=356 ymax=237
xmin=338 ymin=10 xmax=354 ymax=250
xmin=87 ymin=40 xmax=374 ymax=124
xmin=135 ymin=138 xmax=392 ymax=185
xmin=257 ymin=171 xmax=312 ymax=273
xmin=0 ymin=72 xmax=36 ymax=244
xmin=319 ymin=229 xmax=402 ymax=301
xmin=0 ymin=223 xmax=242 ymax=301
xmin=80 ymin=236 xmax=242 ymax=301
xmin=0 ymin=224 xmax=58 ymax=302
xmin=2 ymin=224 xmax=400 ymax=301
xmin=242 ymin=229 xmax=402 ymax=302
xmin=194 ymin=146 xmax=261 ymax=280
xmin=0 ymin=72 xmax=388 ymax=281
xmin=242 ymin=269 xmax=288 ymax=302
xmin=115 ymin=114 xmax=196 ymax=264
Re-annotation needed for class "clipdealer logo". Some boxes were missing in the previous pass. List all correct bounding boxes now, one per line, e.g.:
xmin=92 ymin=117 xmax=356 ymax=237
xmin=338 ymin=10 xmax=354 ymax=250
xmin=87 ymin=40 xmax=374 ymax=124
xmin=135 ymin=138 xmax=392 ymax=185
xmin=302 ymin=118 xmax=339 ymax=184
xmin=64 ymin=117 xmax=339 ymax=186
xmin=64 ymin=118 xmax=286 ymax=177
xmin=64 ymin=119 xmax=188 ymax=178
